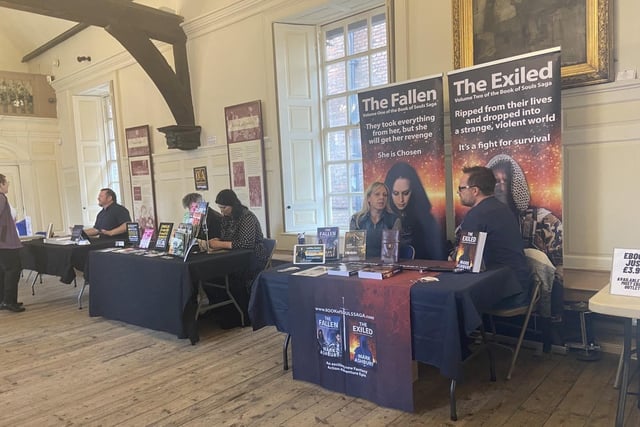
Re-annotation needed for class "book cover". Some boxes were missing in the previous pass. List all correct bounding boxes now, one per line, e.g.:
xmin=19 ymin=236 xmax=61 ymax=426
xmin=154 ymin=222 xmax=173 ymax=252
xmin=455 ymin=231 xmax=487 ymax=273
xmin=348 ymin=318 xmax=376 ymax=369
xmin=139 ymin=228 xmax=155 ymax=249
xmin=380 ymin=229 xmax=399 ymax=264
xmin=326 ymin=262 xmax=365 ymax=277
xmin=344 ymin=230 xmax=366 ymax=261
xmin=316 ymin=313 xmax=344 ymax=358
xmin=126 ymin=222 xmax=140 ymax=246
xmin=357 ymin=264 xmax=402 ymax=280
xmin=291 ymin=265 xmax=328 ymax=277
xmin=317 ymin=226 xmax=339 ymax=260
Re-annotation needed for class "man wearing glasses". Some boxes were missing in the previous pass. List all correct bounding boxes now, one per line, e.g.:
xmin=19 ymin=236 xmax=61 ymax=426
xmin=457 ymin=166 xmax=531 ymax=308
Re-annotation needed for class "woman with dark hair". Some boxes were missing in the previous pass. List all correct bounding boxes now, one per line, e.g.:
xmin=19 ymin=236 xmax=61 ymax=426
xmin=384 ymin=162 xmax=447 ymax=260
xmin=209 ymin=189 xmax=268 ymax=276
xmin=350 ymin=182 xmax=400 ymax=258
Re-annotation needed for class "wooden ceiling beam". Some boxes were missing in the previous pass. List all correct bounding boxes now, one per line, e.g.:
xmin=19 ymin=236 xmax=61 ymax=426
xmin=0 ymin=0 xmax=185 ymax=44
xmin=22 ymin=23 xmax=89 ymax=63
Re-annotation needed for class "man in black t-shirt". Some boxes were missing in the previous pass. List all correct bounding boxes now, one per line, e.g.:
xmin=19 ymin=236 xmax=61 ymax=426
xmin=85 ymin=188 xmax=131 ymax=239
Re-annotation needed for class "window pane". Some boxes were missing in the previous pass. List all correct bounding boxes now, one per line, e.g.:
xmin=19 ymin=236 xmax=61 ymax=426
xmin=348 ymin=94 xmax=360 ymax=125
xmin=328 ymin=164 xmax=348 ymax=193
xmin=349 ymin=129 xmax=362 ymax=159
xmin=352 ymin=195 xmax=363 ymax=213
xmin=371 ymin=13 xmax=387 ymax=48
xmin=107 ymin=120 xmax=115 ymax=141
xmin=325 ymin=27 xmax=344 ymax=60
xmin=108 ymin=162 xmax=119 ymax=181
xmin=370 ymin=51 xmax=388 ymax=86
xmin=325 ymin=62 xmax=346 ymax=95
xmin=327 ymin=130 xmax=346 ymax=161
xmin=350 ymin=162 xmax=363 ymax=193
xmin=329 ymin=195 xmax=350 ymax=227
xmin=347 ymin=56 xmax=369 ymax=90
xmin=347 ymin=19 xmax=368 ymax=55
xmin=327 ymin=97 xmax=347 ymax=127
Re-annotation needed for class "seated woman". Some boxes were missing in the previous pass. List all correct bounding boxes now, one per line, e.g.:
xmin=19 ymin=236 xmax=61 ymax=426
xmin=207 ymin=189 xmax=268 ymax=327
xmin=350 ymin=182 xmax=400 ymax=258
xmin=208 ymin=189 xmax=268 ymax=281
xmin=384 ymin=162 xmax=447 ymax=260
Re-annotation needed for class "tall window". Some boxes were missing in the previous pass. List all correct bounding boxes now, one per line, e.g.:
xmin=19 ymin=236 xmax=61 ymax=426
xmin=321 ymin=10 xmax=388 ymax=227
xmin=103 ymin=95 xmax=121 ymax=199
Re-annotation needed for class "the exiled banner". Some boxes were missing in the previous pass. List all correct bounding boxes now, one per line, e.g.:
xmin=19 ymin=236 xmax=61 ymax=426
xmin=448 ymin=48 xmax=563 ymax=266
xmin=358 ymin=76 xmax=447 ymax=260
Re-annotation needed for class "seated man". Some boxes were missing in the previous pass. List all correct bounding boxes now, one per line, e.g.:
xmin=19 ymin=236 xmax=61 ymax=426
xmin=181 ymin=192 xmax=222 ymax=240
xmin=456 ymin=166 xmax=532 ymax=308
xmin=84 ymin=188 xmax=131 ymax=239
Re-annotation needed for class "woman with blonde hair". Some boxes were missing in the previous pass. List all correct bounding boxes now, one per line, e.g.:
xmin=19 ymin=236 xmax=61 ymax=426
xmin=350 ymin=182 xmax=400 ymax=258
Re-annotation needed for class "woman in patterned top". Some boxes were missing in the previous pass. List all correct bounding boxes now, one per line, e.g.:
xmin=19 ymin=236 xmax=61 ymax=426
xmin=209 ymin=189 xmax=268 ymax=281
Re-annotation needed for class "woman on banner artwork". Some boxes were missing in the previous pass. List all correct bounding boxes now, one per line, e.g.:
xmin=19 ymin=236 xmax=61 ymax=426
xmin=384 ymin=162 xmax=447 ymax=260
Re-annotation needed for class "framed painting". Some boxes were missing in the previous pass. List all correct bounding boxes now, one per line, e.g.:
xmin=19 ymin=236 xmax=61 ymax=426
xmin=193 ymin=166 xmax=208 ymax=191
xmin=125 ymin=125 xmax=151 ymax=157
xmin=452 ymin=0 xmax=612 ymax=88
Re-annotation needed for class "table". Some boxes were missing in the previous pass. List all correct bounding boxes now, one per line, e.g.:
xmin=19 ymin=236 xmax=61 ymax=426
xmin=88 ymin=249 xmax=253 ymax=343
xmin=249 ymin=260 xmax=521 ymax=417
xmin=589 ymin=284 xmax=640 ymax=427
xmin=20 ymin=237 xmax=116 ymax=291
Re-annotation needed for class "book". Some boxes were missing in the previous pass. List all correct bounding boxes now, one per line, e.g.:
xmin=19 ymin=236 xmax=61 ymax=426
xmin=292 ymin=265 xmax=329 ymax=277
xmin=357 ymin=264 xmax=403 ymax=280
xmin=326 ymin=262 xmax=365 ymax=277
xmin=139 ymin=228 xmax=155 ymax=249
xmin=317 ymin=226 xmax=339 ymax=260
xmin=126 ymin=222 xmax=140 ymax=246
xmin=454 ymin=231 xmax=487 ymax=273
xmin=344 ymin=230 xmax=366 ymax=261
xmin=380 ymin=229 xmax=399 ymax=264
xmin=154 ymin=222 xmax=173 ymax=252
xmin=168 ymin=223 xmax=193 ymax=258
xmin=348 ymin=318 xmax=376 ymax=368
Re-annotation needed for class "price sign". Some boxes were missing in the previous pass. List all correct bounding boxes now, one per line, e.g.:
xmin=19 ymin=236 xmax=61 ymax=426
xmin=610 ymin=248 xmax=640 ymax=297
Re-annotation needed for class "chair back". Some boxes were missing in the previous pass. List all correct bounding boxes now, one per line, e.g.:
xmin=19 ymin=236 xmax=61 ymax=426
xmin=263 ymin=238 xmax=277 ymax=269
xmin=398 ymin=244 xmax=415 ymax=260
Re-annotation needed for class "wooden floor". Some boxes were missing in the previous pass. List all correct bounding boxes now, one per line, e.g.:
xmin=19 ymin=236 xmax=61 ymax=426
xmin=1 ymin=274 xmax=638 ymax=427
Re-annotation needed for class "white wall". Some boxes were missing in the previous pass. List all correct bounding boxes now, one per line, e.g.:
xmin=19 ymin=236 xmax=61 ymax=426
xmin=8 ymin=0 xmax=639 ymax=270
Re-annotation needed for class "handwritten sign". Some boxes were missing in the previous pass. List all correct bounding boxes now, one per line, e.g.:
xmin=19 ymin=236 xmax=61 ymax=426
xmin=610 ymin=248 xmax=640 ymax=297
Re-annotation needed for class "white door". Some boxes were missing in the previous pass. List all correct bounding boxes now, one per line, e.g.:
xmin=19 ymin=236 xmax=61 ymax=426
xmin=2 ymin=165 xmax=24 ymax=220
xmin=72 ymin=95 xmax=108 ymax=226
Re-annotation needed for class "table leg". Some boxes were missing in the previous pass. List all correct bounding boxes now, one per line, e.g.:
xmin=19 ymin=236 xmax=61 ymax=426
xmin=283 ymin=333 xmax=291 ymax=371
xmin=616 ymin=318 xmax=632 ymax=427
xmin=450 ymin=379 xmax=457 ymax=421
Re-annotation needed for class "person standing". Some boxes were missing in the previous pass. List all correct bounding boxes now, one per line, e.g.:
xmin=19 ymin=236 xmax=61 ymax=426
xmin=0 ymin=174 xmax=25 ymax=312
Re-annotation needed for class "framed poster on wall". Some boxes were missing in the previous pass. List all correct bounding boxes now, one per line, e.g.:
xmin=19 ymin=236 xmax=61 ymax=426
xmin=125 ymin=125 xmax=157 ymax=231
xmin=224 ymin=100 xmax=269 ymax=235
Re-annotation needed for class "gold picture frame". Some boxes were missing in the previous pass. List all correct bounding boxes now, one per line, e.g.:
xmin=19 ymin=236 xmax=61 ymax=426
xmin=452 ymin=0 xmax=612 ymax=88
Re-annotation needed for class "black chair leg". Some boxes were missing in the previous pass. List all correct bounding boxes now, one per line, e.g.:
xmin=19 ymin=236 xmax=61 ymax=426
xmin=283 ymin=333 xmax=291 ymax=371
xmin=449 ymin=379 xmax=457 ymax=421
xmin=479 ymin=325 xmax=496 ymax=381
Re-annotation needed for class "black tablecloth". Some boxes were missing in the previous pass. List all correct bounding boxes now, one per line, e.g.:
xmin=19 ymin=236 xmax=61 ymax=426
xmin=249 ymin=261 xmax=521 ymax=381
xmin=89 ymin=249 xmax=252 ymax=340
xmin=20 ymin=237 xmax=117 ymax=283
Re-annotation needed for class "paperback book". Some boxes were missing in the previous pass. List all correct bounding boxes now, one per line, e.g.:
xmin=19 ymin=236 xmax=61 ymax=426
xmin=357 ymin=264 xmax=403 ymax=280
xmin=139 ymin=228 xmax=155 ymax=249
xmin=126 ymin=222 xmax=140 ymax=246
xmin=326 ymin=262 xmax=365 ymax=277
xmin=317 ymin=226 xmax=339 ymax=261
xmin=380 ymin=229 xmax=399 ymax=264
xmin=454 ymin=231 xmax=487 ymax=273
xmin=343 ymin=230 xmax=366 ymax=261
xmin=154 ymin=222 xmax=173 ymax=252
